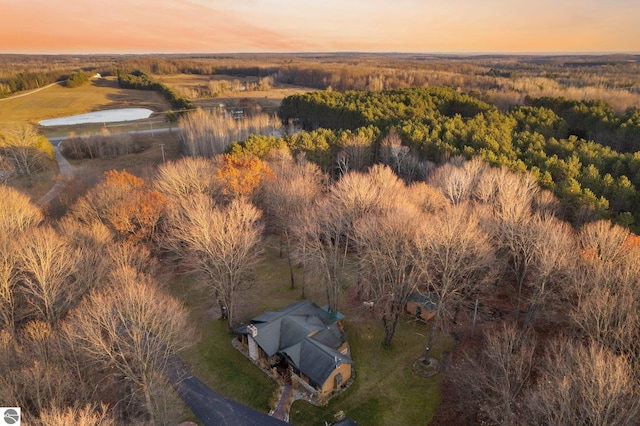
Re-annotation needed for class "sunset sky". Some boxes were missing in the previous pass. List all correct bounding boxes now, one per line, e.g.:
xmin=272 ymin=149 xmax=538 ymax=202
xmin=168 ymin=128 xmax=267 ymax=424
xmin=2 ymin=0 xmax=639 ymax=54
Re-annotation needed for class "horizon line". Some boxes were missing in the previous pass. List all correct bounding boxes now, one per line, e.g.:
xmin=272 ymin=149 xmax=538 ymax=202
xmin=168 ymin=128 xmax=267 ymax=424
xmin=1 ymin=51 xmax=640 ymax=57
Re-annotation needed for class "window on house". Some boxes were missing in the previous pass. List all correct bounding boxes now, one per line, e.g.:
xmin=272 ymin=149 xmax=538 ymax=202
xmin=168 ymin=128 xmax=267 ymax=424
xmin=335 ymin=373 xmax=343 ymax=387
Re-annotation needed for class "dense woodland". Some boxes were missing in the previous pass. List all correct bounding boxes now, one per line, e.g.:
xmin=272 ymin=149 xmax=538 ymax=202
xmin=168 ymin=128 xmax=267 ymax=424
xmin=275 ymin=88 xmax=640 ymax=229
xmin=1 ymin=54 xmax=640 ymax=424
xmin=2 ymin=146 xmax=639 ymax=424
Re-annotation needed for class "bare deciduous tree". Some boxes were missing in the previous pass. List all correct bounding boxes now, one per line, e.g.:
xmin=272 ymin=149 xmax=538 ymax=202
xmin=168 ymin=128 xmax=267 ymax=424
xmin=0 ymin=185 xmax=43 ymax=237
xmin=577 ymin=219 xmax=630 ymax=265
xmin=57 ymin=218 xmax=113 ymax=297
xmin=68 ymin=268 xmax=193 ymax=424
xmin=353 ymin=203 xmax=424 ymax=346
xmin=0 ymin=123 xmax=53 ymax=175
xmin=15 ymin=226 xmax=77 ymax=326
xmin=335 ymin=135 xmax=374 ymax=175
xmin=454 ymin=323 xmax=536 ymax=425
xmin=33 ymin=403 xmax=115 ymax=426
xmin=164 ymin=195 xmax=263 ymax=329
xmin=0 ymin=237 xmax=18 ymax=336
xmin=261 ymin=151 xmax=324 ymax=290
xmin=519 ymin=214 xmax=575 ymax=331
xmin=296 ymin=197 xmax=348 ymax=312
xmin=0 ymin=154 xmax=16 ymax=182
xmin=379 ymin=128 xmax=419 ymax=179
xmin=296 ymin=165 xmax=406 ymax=311
xmin=179 ymin=108 xmax=281 ymax=157
xmin=428 ymin=157 xmax=482 ymax=204
xmin=415 ymin=203 xmax=498 ymax=360
xmin=526 ymin=338 xmax=640 ymax=426
xmin=154 ymin=156 xmax=222 ymax=199
xmin=569 ymin=237 xmax=640 ymax=370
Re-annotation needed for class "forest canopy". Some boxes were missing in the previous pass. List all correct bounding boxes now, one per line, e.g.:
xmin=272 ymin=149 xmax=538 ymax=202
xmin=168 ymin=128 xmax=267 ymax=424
xmin=275 ymin=87 xmax=640 ymax=230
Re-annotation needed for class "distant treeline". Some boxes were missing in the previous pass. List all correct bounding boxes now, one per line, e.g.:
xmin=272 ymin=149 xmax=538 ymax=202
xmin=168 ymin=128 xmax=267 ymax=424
xmin=3 ymin=54 xmax=639 ymax=111
xmin=0 ymin=54 xmax=118 ymax=98
xmin=0 ymin=70 xmax=62 ymax=97
xmin=234 ymin=87 xmax=640 ymax=229
xmin=115 ymin=69 xmax=194 ymax=111
xmin=117 ymin=54 xmax=640 ymax=111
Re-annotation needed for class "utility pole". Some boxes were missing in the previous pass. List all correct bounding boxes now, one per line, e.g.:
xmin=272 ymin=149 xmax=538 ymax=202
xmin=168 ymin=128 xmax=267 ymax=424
xmin=159 ymin=144 xmax=166 ymax=163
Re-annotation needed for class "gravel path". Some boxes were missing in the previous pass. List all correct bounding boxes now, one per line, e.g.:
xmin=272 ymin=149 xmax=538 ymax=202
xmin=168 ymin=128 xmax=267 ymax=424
xmin=38 ymin=144 xmax=73 ymax=206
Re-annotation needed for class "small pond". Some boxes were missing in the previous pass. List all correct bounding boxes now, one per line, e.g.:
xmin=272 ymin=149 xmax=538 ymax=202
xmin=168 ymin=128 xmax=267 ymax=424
xmin=39 ymin=108 xmax=154 ymax=126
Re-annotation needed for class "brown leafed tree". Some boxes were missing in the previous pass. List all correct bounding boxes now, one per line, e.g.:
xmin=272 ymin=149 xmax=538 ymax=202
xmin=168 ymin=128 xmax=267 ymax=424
xmin=71 ymin=170 xmax=167 ymax=242
xmin=216 ymin=153 xmax=274 ymax=200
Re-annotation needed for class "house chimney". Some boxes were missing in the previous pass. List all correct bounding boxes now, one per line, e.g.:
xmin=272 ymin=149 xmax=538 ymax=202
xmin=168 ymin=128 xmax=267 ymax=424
xmin=247 ymin=324 xmax=258 ymax=337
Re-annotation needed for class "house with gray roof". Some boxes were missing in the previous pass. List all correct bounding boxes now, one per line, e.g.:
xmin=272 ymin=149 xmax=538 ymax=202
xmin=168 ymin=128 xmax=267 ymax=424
xmin=235 ymin=300 xmax=353 ymax=397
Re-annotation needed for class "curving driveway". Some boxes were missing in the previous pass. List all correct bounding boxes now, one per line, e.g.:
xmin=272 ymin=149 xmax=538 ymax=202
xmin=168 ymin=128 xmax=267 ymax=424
xmin=38 ymin=143 xmax=73 ymax=206
xmin=166 ymin=356 xmax=290 ymax=426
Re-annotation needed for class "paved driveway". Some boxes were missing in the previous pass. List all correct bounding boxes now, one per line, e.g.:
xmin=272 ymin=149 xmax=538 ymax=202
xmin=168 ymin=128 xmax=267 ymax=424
xmin=167 ymin=356 xmax=289 ymax=426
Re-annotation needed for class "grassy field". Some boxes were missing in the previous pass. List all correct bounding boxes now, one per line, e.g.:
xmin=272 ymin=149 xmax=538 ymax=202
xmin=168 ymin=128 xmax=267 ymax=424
xmin=68 ymin=129 xmax=182 ymax=187
xmin=6 ymin=167 xmax=59 ymax=203
xmin=166 ymin=238 xmax=450 ymax=426
xmin=0 ymin=77 xmax=169 ymax=125
xmin=155 ymin=73 xmax=315 ymax=112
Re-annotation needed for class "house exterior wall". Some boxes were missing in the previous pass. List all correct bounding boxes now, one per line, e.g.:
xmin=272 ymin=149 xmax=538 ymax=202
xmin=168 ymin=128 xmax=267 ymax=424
xmin=319 ymin=362 xmax=352 ymax=396
xmin=248 ymin=335 xmax=259 ymax=361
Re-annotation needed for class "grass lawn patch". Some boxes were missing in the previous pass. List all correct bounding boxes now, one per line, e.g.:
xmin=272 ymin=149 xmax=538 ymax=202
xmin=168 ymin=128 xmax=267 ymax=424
xmin=165 ymin=237 xmax=449 ymax=426
xmin=194 ymin=319 xmax=277 ymax=412
xmin=68 ymin=130 xmax=182 ymax=189
xmin=0 ymin=77 xmax=168 ymax=125
xmin=7 ymin=166 xmax=58 ymax=203
xmin=290 ymin=319 xmax=453 ymax=426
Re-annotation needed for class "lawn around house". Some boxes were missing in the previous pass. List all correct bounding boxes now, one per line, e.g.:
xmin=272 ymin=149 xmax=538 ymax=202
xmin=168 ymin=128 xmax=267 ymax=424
xmin=166 ymin=238 xmax=450 ymax=426
xmin=290 ymin=320 xmax=450 ymax=426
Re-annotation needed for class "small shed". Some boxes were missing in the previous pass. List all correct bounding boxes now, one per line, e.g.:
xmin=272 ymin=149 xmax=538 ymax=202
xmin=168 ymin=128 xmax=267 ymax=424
xmin=406 ymin=293 xmax=438 ymax=322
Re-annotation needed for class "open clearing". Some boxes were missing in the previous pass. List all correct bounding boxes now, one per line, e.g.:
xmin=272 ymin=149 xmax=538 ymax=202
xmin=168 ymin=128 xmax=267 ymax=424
xmin=0 ymin=76 xmax=169 ymax=125
xmin=155 ymin=73 xmax=315 ymax=111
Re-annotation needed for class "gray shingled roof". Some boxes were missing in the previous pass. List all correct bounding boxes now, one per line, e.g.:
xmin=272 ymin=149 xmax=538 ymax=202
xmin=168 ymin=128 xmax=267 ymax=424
xmin=236 ymin=300 xmax=353 ymax=386
xmin=289 ymin=338 xmax=353 ymax=387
